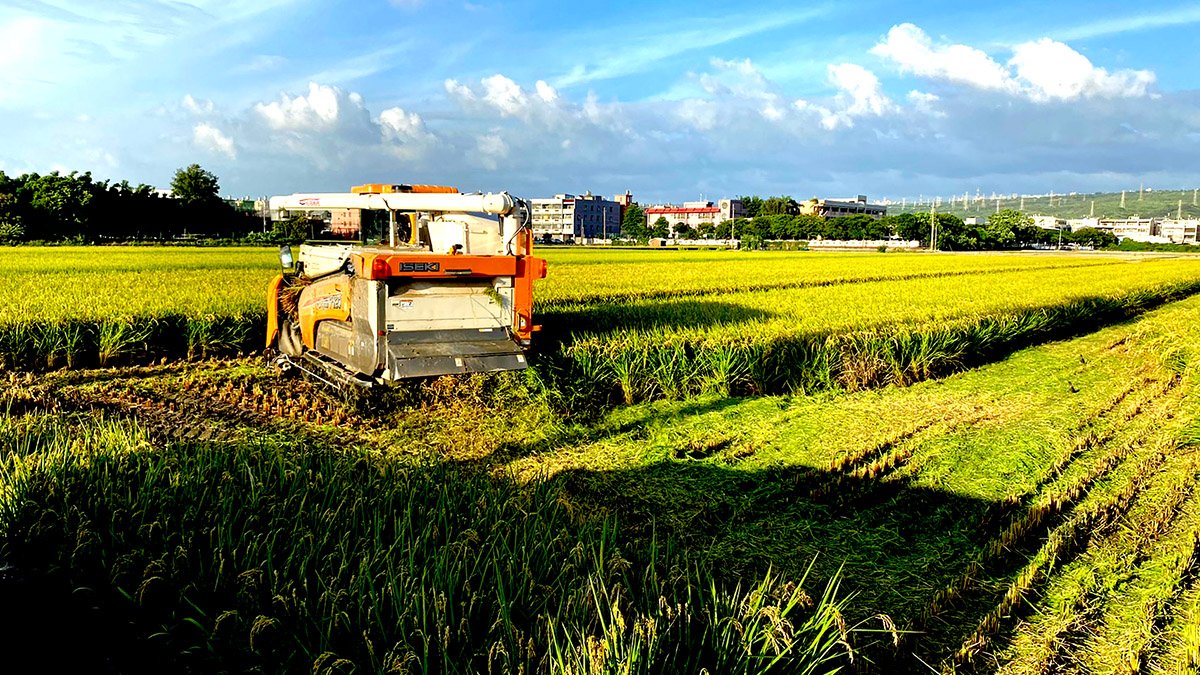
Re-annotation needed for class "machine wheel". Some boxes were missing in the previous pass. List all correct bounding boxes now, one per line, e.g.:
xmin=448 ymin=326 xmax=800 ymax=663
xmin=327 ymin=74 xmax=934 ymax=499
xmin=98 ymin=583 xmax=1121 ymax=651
xmin=278 ymin=319 xmax=304 ymax=358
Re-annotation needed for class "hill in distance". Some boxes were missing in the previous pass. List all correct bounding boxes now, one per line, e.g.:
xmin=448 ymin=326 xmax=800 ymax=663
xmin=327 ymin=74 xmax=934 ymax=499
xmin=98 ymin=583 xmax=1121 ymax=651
xmin=887 ymin=188 xmax=1200 ymax=221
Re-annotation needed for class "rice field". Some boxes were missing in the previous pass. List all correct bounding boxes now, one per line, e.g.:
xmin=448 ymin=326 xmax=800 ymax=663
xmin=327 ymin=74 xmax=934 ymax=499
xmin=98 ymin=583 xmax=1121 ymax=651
xmin=4 ymin=245 xmax=1200 ymax=673
xmin=0 ymin=246 xmax=1190 ymax=391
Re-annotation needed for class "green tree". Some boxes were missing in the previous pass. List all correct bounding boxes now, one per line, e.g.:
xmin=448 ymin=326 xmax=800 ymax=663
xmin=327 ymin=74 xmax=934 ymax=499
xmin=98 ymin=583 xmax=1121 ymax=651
xmin=793 ymin=214 xmax=824 ymax=239
xmin=932 ymin=214 xmax=974 ymax=250
xmin=827 ymin=214 xmax=889 ymax=240
xmin=1068 ymin=227 xmax=1118 ymax=248
xmin=718 ymin=218 xmax=750 ymax=240
xmin=737 ymin=195 xmax=765 ymax=218
xmin=273 ymin=214 xmax=312 ymax=243
xmin=984 ymin=209 xmax=1036 ymax=249
xmin=672 ymin=222 xmax=696 ymax=239
xmin=761 ymin=196 xmax=799 ymax=216
xmin=27 ymin=171 xmax=94 ymax=239
xmin=696 ymin=221 xmax=716 ymax=239
xmin=0 ymin=193 xmax=23 ymax=243
xmin=886 ymin=213 xmax=925 ymax=243
xmin=650 ymin=216 xmax=670 ymax=239
xmin=170 ymin=164 xmax=221 ymax=206
xmin=621 ymin=203 xmax=647 ymax=240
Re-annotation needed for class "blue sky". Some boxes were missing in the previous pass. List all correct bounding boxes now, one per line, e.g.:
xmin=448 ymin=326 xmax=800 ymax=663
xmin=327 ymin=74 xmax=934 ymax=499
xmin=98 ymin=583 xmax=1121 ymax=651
xmin=1 ymin=0 xmax=1198 ymax=202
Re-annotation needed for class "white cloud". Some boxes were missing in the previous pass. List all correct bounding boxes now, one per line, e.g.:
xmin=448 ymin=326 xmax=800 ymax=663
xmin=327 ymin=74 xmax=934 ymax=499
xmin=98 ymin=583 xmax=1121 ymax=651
xmin=792 ymin=64 xmax=897 ymax=130
xmin=476 ymin=134 xmax=508 ymax=170
xmin=480 ymin=74 xmax=531 ymax=118
xmin=828 ymin=63 xmax=895 ymax=118
xmin=255 ymin=82 xmax=347 ymax=130
xmin=1008 ymin=38 xmax=1155 ymax=101
xmin=193 ymin=122 xmax=236 ymax=159
xmin=907 ymin=90 xmax=944 ymax=117
xmin=183 ymin=94 xmax=215 ymax=115
xmin=870 ymin=23 xmax=1017 ymax=93
xmin=697 ymin=58 xmax=789 ymax=122
xmin=871 ymin=23 xmax=1157 ymax=103
xmin=378 ymin=106 xmax=436 ymax=159
xmin=535 ymin=80 xmax=559 ymax=104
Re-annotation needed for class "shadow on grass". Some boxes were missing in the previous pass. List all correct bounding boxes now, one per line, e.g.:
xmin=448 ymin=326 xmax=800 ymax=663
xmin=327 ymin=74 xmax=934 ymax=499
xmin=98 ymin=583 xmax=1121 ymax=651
xmin=0 ymin=426 xmax=1024 ymax=673
xmin=550 ymin=457 xmax=998 ymax=670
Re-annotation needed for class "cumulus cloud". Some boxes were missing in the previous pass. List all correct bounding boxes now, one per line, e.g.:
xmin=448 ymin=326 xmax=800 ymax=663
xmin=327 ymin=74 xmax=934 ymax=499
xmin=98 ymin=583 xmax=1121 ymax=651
xmin=829 ymin=63 xmax=896 ymax=117
xmin=255 ymin=82 xmax=350 ymax=131
xmin=446 ymin=74 xmax=568 ymax=123
xmin=696 ymin=58 xmax=785 ymax=122
xmin=792 ymin=63 xmax=897 ymax=130
xmin=476 ymin=134 xmax=508 ymax=170
xmin=141 ymin=46 xmax=1192 ymax=202
xmin=182 ymin=94 xmax=214 ymax=115
xmin=378 ymin=106 xmax=436 ymax=159
xmin=1008 ymin=38 xmax=1155 ymax=101
xmin=193 ymin=122 xmax=236 ymax=159
xmin=907 ymin=90 xmax=944 ymax=117
xmin=871 ymin=23 xmax=1156 ymax=102
xmin=870 ymin=23 xmax=1016 ymax=93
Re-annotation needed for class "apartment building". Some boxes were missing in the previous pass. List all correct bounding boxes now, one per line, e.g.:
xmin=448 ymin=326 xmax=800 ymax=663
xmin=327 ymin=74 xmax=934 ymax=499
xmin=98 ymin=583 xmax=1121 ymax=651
xmin=1160 ymin=219 xmax=1199 ymax=244
xmin=530 ymin=192 xmax=622 ymax=242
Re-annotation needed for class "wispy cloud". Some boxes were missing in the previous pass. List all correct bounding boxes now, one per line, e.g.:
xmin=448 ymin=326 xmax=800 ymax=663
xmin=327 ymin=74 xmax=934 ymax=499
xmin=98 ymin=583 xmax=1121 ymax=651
xmin=1048 ymin=5 xmax=1200 ymax=42
xmin=303 ymin=42 xmax=415 ymax=85
xmin=551 ymin=5 xmax=833 ymax=88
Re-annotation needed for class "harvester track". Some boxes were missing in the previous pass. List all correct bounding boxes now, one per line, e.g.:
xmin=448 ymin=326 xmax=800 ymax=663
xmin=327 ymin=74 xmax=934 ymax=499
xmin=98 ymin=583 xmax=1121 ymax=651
xmin=3 ymin=361 xmax=373 ymax=447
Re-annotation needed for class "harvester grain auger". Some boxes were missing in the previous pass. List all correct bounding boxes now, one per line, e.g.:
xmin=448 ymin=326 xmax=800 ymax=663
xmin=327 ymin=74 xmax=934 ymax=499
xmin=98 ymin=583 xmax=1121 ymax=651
xmin=265 ymin=184 xmax=547 ymax=389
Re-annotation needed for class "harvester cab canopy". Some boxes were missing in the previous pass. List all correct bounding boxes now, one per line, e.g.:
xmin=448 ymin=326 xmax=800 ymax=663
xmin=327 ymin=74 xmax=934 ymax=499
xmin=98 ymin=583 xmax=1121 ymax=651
xmin=265 ymin=184 xmax=547 ymax=388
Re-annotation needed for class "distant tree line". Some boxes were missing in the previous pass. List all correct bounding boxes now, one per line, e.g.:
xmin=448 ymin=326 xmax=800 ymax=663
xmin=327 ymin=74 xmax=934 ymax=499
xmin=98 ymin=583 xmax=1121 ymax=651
xmin=0 ymin=164 xmax=261 ymax=244
xmin=621 ymin=195 xmax=1118 ymax=251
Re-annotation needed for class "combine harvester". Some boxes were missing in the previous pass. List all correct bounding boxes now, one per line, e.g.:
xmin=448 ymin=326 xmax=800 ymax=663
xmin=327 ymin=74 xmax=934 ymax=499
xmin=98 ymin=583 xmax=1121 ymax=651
xmin=265 ymin=183 xmax=547 ymax=388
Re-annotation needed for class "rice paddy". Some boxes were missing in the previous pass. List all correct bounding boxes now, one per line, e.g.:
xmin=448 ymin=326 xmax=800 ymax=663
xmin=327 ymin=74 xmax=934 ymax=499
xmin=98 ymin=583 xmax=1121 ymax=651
xmin=3 ymin=245 xmax=1200 ymax=673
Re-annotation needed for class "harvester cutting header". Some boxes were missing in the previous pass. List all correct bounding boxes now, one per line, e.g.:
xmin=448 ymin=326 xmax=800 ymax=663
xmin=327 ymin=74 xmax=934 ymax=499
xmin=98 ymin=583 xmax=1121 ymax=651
xmin=265 ymin=183 xmax=547 ymax=388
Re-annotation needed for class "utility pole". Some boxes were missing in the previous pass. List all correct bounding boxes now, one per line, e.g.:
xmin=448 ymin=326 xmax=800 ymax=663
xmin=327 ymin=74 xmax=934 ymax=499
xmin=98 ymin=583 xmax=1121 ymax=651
xmin=1139 ymin=181 xmax=1144 ymax=202
xmin=1179 ymin=200 xmax=1184 ymax=219
xmin=1090 ymin=200 xmax=1095 ymax=218
xmin=1121 ymin=190 xmax=1126 ymax=209
xmin=929 ymin=200 xmax=937 ymax=252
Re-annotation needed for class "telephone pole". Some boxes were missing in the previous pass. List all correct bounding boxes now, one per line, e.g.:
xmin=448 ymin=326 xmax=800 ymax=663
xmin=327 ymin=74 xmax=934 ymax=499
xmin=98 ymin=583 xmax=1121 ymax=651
xmin=929 ymin=201 xmax=938 ymax=252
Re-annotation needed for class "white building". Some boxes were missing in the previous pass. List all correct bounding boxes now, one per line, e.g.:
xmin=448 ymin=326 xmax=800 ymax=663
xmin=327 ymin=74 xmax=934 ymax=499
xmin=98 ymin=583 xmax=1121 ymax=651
xmin=645 ymin=199 xmax=744 ymax=230
xmin=1096 ymin=218 xmax=1161 ymax=243
xmin=1066 ymin=217 xmax=1100 ymax=231
xmin=1160 ymin=219 xmax=1199 ymax=244
xmin=530 ymin=192 xmax=622 ymax=242
xmin=800 ymin=195 xmax=887 ymax=219
xmin=1031 ymin=215 xmax=1066 ymax=230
